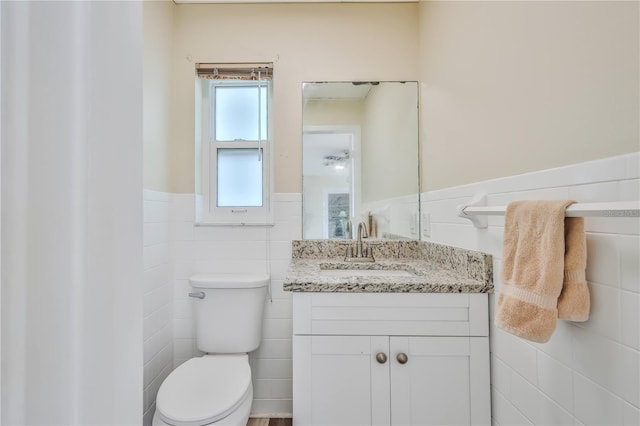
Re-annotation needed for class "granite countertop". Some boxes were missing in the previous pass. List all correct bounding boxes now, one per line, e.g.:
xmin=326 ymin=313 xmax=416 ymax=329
xmin=283 ymin=240 xmax=494 ymax=294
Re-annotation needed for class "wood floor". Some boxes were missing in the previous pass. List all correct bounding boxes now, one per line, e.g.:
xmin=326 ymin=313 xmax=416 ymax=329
xmin=246 ymin=417 xmax=292 ymax=426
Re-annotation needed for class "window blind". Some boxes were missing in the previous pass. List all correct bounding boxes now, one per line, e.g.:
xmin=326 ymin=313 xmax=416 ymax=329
xmin=196 ymin=63 xmax=273 ymax=80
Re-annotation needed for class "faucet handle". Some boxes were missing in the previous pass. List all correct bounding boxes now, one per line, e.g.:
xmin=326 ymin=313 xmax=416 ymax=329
xmin=344 ymin=245 xmax=353 ymax=261
xmin=366 ymin=245 xmax=375 ymax=260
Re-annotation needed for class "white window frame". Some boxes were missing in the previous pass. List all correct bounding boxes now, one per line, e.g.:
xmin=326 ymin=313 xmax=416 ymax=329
xmin=198 ymin=79 xmax=274 ymax=225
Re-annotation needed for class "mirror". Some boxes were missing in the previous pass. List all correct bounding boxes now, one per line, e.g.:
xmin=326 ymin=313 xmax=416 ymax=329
xmin=302 ymin=81 xmax=420 ymax=240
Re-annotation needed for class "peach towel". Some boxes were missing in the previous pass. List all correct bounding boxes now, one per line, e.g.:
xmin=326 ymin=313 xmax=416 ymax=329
xmin=495 ymin=200 xmax=590 ymax=343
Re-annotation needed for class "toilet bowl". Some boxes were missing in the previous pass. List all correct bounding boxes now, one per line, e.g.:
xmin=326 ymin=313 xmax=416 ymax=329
xmin=152 ymin=274 xmax=269 ymax=426
xmin=152 ymin=355 xmax=253 ymax=426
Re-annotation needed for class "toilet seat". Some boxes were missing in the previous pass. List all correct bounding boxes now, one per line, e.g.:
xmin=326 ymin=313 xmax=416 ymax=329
xmin=156 ymin=355 xmax=251 ymax=426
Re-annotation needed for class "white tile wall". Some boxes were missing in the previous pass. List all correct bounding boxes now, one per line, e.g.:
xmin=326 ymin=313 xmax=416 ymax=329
xmin=421 ymin=153 xmax=640 ymax=425
xmin=143 ymin=190 xmax=174 ymax=426
xmin=361 ymin=193 xmax=420 ymax=239
xmin=166 ymin=193 xmax=301 ymax=416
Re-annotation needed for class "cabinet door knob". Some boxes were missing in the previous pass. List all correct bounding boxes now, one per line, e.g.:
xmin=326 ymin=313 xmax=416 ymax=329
xmin=396 ymin=353 xmax=408 ymax=365
xmin=375 ymin=352 xmax=388 ymax=364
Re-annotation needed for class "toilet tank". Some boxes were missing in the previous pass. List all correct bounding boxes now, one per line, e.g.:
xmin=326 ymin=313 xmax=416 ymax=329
xmin=189 ymin=274 xmax=269 ymax=354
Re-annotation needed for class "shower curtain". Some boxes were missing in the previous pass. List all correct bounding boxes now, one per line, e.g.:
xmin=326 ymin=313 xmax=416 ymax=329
xmin=1 ymin=1 xmax=143 ymax=424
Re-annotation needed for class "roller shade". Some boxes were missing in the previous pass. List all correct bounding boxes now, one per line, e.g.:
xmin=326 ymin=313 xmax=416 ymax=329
xmin=196 ymin=63 xmax=273 ymax=80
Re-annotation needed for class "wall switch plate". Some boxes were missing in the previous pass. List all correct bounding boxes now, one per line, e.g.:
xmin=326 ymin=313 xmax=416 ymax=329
xmin=422 ymin=212 xmax=431 ymax=238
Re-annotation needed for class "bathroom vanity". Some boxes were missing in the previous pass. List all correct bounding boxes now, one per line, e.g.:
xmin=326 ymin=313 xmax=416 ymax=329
xmin=284 ymin=240 xmax=494 ymax=426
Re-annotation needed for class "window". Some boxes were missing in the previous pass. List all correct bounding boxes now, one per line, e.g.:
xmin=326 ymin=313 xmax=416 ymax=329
xmin=196 ymin=63 xmax=273 ymax=225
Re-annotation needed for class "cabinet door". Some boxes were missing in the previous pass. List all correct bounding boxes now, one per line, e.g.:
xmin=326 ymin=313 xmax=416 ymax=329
xmin=389 ymin=336 xmax=490 ymax=426
xmin=293 ymin=335 xmax=391 ymax=426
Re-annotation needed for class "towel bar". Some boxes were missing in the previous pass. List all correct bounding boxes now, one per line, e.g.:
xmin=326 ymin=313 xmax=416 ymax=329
xmin=457 ymin=194 xmax=640 ymax=228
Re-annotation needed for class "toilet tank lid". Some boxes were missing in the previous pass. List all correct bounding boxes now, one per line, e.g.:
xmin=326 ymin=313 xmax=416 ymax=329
xmin=189 ymin=273 xmax=270 ymax=289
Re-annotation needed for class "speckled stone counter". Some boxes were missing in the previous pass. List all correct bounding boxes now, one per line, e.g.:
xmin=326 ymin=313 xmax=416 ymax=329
xmin=283 ymin=240 xmax=493 ymax=293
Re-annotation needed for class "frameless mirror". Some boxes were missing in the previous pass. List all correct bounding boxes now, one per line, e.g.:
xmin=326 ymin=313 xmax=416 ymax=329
xmin=302 ymin=81 xmax=420 ymax=240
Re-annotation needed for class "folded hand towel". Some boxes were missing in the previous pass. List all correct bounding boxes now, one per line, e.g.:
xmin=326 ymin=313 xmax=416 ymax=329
xmin=495 ymin=200 xmax=590 ymax=343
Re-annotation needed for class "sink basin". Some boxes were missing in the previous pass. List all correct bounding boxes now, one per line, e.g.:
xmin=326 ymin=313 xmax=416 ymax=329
xmin=319 ymin=269 xmax=416 ymax=277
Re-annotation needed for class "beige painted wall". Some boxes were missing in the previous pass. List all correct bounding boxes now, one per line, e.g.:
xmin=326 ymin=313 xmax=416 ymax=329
xmin=419 ymin=0 xmax=640 ymax=191
xmin=143 ymin=0 xmax=174 ymax=192
xmin=170 ymin=3 xmax=419 ymax=193
xmin=303 ymin=100 xmax=365 ymax=128
xmin=146 ymin=1 xmax=638 ymax=194
xmin=362 ymin=82 xmax=419 ymax=202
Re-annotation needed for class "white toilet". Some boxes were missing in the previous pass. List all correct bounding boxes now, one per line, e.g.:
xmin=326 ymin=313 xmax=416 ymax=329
xmin=153 ymin=274 xmax=269 ymax=426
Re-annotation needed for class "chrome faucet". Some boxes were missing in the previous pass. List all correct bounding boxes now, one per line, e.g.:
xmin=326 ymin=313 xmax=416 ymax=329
xmin=344 ymin=221 xmax=375 ymax=262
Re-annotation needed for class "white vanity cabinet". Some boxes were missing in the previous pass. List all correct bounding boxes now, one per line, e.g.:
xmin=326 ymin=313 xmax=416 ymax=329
xmin=292 ymin=292 xmax=491 ymax=426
